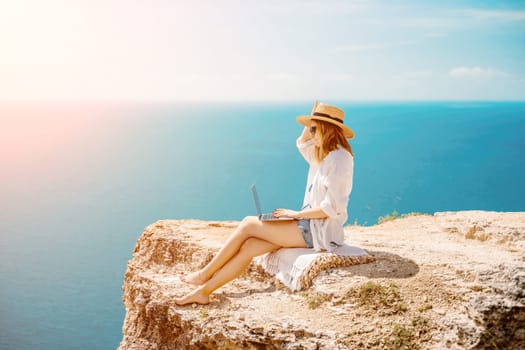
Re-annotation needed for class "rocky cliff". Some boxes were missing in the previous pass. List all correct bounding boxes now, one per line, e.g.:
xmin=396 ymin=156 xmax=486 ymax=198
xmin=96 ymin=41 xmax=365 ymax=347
xmin=118 ymin=211 xmax=525 ymax=349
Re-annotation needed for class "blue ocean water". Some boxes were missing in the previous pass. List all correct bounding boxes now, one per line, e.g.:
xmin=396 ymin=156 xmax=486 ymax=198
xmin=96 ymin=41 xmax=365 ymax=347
xmin=0 ymin=101 xmax=524 ymax=349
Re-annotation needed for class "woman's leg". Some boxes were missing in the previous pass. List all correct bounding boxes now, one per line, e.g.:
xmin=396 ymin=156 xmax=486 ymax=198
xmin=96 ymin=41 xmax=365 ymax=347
xmin=182 ymin=216 xmax=306 ymax=285
xmin=174 ymin=237 xmax=280 ymax=305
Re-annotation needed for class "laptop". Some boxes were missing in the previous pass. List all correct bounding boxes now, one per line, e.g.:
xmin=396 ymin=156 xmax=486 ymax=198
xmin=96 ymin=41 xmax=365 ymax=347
xmin=251 ymin=184 xmax=296 ymax=221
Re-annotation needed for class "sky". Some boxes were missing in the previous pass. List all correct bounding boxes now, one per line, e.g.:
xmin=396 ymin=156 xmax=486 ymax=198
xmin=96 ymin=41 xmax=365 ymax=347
xmin=1 ymin=0 xmax=524 ymax=102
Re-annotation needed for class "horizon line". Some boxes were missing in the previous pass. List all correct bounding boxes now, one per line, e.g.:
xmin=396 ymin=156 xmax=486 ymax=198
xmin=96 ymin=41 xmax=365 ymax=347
xmin=1 ymin=98 xmax=525 ymax=105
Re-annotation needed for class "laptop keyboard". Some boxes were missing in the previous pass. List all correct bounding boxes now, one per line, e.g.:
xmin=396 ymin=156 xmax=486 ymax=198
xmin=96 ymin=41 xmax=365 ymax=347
xmin=260 ymin=213 xmax=276 ymax=220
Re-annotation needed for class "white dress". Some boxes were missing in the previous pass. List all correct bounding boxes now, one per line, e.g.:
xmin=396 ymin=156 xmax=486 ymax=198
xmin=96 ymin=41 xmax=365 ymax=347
xmin=296 ymin=137 xmax=354 ymax=252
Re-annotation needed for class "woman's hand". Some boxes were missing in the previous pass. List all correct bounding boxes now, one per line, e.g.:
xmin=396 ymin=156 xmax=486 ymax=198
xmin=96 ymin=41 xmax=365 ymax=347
xmin=273 ymin=208 xmax=299 ymax=219
xmin=299 ymin=126 xmax=312 ymax=143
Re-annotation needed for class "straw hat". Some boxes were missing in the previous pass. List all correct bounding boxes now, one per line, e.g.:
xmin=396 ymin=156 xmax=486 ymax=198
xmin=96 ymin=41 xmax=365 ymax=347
xmin=297 ymin=101 xmax=354 ymax=139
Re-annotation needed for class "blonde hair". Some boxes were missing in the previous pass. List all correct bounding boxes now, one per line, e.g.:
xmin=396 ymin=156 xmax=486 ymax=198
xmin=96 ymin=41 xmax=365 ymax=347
xmin=313 ymin=120 xmax=354 ymax=163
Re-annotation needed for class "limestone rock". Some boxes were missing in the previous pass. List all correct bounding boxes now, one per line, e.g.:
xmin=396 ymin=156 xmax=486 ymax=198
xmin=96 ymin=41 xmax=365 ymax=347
xmin=118 ymin=211 xmax=525 ymax=349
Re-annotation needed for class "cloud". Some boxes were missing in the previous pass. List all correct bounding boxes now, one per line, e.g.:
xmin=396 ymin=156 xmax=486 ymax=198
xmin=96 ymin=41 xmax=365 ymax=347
xmin=400 ymin=17 xmax=461 ymax=29
xmin=266 ymin=73 xmax=295 ymax=81
xmin=321 ymin=74 xmax=353 ymax=81
xmin=448 ymin=67 xmax=510 ymax=78
xmin=335 ymin=40 xmax=417 ymax=53
xmin=458 ymin=9 xmax=525 ymax=21
xmin=335 ymin=44 xmax=383 ymax=52
xmin=424 ymin=32 xmax=446 ymax=38
xmin=255 ymin=0 xmax=372 ymax=17
xmin=396 ymin=8 xmax=525 ymax=31
xmin=399 ymin=71 xmax=435 ymax=79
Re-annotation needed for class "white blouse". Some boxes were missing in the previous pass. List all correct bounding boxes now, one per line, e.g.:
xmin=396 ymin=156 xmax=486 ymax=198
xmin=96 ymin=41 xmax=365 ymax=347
xmin=296 ymin=137 xmax=354 ymax=252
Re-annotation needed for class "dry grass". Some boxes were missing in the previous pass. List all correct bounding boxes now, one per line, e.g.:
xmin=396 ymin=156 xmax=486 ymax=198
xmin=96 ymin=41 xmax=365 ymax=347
xmin=386 ymin=316 xmax=433 ymax=350
xmin=387 ymin=323 xmax=419 ymax=350
xmin=465 ymin=226 xmax=491 ymax=242
xmin=199 ymin=308 xmax=209 ymax=318
xmin=417 ymin=304 xmax=433 ymax=312
xmin=377 ymin=211 xmax=431 ymax=225
xmin=378 ymin=210 xmax=400 ymax=224
xmin=300 ymin=290 xmax=332 ymax=309
xmin=465 ymin=226 xmax=477 ymax=239
xmin=335 ymin=281 xmax=408 ymax=315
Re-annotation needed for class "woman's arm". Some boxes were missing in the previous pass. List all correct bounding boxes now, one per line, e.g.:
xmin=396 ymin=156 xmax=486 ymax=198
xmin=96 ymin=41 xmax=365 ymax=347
xmin=298 ymin=126 xmax=312 ymax=143
xmin=273 ymin=207 xmax=328 ymax=220
xmin=297 ymin=127 xmax=315 ymax=164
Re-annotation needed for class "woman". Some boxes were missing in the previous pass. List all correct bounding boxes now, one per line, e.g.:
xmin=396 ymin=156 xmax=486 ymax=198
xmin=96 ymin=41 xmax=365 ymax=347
xmin=175 ymin=101 xmax=354 ymax=305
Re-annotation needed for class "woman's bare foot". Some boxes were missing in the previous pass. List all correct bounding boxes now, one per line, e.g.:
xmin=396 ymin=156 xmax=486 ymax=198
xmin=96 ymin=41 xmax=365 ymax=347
xmin=179 ymin=270 xmax=207 ymax=285
xmin=174 ymin=288 xmax=210 ymax=306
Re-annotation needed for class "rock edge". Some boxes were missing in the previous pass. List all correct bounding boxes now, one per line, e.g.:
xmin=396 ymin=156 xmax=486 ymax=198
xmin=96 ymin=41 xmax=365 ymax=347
xmin=119 ymin=211 xmax=525 ymax=349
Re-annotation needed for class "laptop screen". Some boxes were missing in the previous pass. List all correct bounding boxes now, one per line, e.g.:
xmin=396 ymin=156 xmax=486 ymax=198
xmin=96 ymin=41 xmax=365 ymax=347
xmin=251 ymin=184 xmax=263 ymax=216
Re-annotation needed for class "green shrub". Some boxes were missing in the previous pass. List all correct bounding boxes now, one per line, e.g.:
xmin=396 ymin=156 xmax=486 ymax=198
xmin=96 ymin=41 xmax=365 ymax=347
xmin=300 ymin=290 xmax=332 ymax=309
xmin=377 ymin=210 xmax=399 ymax=224
xmin=377 ymin=210 xmax=431 ymax=224
xmin=353 ymin=281 xmax=407 ymax=314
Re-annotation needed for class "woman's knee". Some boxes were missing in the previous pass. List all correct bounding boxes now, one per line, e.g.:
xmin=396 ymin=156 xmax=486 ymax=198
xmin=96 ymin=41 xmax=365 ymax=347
xmin=236 ymin=216 xmax=260 ymax=238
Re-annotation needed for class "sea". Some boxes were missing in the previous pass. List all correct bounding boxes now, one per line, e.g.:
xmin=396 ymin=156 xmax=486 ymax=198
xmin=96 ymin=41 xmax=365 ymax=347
xmin=1 ymin=101 xmax=524 ymax=349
